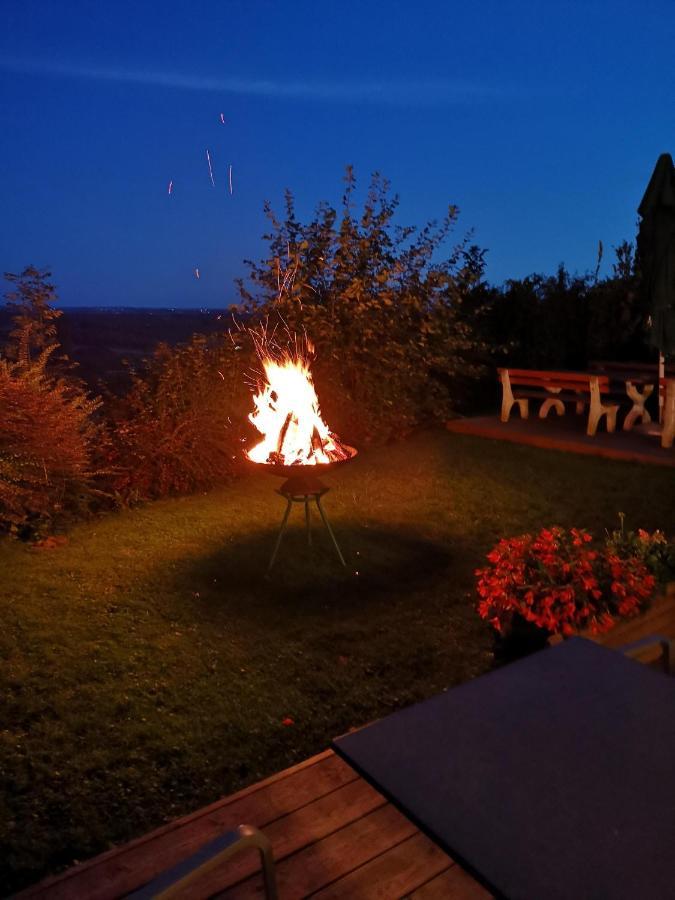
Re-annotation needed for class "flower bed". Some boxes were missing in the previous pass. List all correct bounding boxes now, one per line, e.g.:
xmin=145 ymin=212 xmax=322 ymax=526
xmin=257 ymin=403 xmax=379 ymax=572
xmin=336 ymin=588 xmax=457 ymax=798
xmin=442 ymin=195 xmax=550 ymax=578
xmin=476 ymin=521 xmax=674 ymax=658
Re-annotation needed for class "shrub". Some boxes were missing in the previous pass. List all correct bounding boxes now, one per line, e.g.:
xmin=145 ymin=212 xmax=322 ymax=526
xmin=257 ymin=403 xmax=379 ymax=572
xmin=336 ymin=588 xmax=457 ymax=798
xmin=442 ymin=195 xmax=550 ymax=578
xmin=108 ymin=334 xmax=252 ymax=500
xmin=237 ymin=168 xmax=487 ymax=444
xmin=3 ymin=266 xmax=63 ymax=367
xmin=0 ymin=352 xmax=101 ymax=533
xmin=1 ymin=268 xmax=102 ymax=534
xmin=479 ymin=244 xmax=647 ymax=366
xmin=605 ymin=515 xmax=675 ymax=586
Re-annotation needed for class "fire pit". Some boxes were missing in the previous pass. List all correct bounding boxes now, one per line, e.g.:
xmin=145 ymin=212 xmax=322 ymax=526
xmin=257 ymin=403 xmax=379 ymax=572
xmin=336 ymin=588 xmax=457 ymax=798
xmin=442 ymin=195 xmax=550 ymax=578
xmin=244 ymin=337 xmax=357 ymax=569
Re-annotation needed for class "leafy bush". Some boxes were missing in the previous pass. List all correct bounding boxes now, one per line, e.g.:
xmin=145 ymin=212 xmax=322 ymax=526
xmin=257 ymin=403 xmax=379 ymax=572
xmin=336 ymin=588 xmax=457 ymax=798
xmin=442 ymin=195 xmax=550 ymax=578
xmin=605 ymin=514 xmax=675 ymax=586
xmin=3 ymin=266 xmax=62 ymax=366
xmin=477 ymin=243 xmax=651 ymax=376
xmin=0 ymin=268 xmax=101 ymax=534
xmin=108 ymin=334 xmax=251 ymax=500
xmin=0 ymin=352 xmax=101 ymax=533
xmin=237 ymin=168 xmax=487 ymax=444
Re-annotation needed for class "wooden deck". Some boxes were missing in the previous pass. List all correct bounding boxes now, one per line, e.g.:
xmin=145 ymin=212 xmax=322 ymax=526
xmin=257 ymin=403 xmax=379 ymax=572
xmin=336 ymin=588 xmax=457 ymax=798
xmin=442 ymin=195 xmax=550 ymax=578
xmin=19 ymin=751 xmax=491 ymax=900
xmin=446 ymin=414 xmax=675 ymax=467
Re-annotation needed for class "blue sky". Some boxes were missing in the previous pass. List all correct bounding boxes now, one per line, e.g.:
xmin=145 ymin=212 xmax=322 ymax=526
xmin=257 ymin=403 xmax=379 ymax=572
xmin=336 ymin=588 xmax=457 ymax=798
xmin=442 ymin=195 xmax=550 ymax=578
xmin=1 ymin=0 xmax=673 ymax=307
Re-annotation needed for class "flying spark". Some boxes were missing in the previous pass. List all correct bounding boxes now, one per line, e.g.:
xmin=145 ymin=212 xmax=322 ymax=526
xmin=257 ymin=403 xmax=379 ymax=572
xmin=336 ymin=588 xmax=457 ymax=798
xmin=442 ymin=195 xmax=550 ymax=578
xmin=167 ymin=179 xmax=173 ymax=195
xmin=228 ymin=164 xmax=233 ymax=195
xmin=206 ymin=149 xmax=215 ymax=187
xmin=220 ymin=112 xmax=225 ymax=124
xmin=194 ymin=268 xmax=200 ymax=279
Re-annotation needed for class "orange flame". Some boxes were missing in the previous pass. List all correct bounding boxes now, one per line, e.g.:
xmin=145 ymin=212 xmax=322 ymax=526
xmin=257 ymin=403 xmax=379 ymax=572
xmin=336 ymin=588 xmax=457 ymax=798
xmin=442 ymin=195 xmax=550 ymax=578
xmin=246 ymin=342 xmax=350 ymax=467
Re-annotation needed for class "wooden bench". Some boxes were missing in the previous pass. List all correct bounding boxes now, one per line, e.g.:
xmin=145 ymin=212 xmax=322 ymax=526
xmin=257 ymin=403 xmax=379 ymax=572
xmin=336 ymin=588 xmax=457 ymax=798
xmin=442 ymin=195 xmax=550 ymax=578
xmin=498 ymin=368 xmax=619 ymax=436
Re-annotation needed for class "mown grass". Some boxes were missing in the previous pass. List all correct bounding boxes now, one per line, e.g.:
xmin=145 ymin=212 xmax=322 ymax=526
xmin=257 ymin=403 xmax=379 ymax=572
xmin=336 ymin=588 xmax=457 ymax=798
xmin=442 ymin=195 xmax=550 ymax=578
xmin=1 ymin=429 xmax=673 ymax=892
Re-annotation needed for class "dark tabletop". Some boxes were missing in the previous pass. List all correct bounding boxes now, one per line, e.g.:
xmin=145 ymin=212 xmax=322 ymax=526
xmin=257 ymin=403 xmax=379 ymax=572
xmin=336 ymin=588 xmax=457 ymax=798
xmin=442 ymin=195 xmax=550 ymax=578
xmin=333 ymin=639 xmax=675 ymax=900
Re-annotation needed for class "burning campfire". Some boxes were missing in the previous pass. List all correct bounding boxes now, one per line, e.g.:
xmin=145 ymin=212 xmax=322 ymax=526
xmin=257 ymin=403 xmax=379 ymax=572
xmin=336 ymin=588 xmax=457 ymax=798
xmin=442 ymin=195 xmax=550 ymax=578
xmin=244 ymin=331 xmax=356 ymax=569
xmin=245 ymin=339 xmax=356 ymax=470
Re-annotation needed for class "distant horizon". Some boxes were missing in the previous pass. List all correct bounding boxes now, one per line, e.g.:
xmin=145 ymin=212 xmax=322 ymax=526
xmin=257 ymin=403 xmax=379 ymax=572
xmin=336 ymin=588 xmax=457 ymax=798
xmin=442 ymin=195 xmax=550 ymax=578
xmin=0 ymin=233 xmax=638 ymax=311
xmin=0 ymin=302 xmax=237 ymax=312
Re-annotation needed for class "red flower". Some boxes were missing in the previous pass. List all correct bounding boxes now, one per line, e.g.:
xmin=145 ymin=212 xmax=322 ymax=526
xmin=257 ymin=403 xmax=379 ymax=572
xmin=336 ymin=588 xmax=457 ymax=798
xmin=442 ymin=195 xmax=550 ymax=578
xmin=475 ymin=526 xmax=655 ymax=637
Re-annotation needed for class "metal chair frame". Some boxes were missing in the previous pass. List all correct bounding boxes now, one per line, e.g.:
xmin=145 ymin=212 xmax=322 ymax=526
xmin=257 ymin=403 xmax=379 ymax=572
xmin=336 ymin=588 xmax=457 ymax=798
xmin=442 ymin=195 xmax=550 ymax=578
xmin=127 ymin=824 xmax=278 ymax=900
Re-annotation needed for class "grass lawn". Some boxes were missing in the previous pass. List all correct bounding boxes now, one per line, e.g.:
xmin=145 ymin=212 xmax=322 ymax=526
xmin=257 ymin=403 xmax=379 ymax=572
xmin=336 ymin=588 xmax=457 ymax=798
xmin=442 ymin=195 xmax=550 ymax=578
xmin=1 ymin=428 xmax=673 ymax=892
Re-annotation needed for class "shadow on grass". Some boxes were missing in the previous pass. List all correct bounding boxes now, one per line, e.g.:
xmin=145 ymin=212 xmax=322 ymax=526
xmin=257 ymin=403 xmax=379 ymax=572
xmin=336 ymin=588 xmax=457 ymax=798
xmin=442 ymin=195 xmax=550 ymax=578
xmin=162 ymin=521 xmax=460 ymax=623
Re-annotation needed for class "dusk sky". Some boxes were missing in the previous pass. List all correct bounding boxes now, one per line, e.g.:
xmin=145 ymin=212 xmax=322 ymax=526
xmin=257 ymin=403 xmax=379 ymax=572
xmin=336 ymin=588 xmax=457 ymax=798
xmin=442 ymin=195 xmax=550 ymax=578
xmin=1 ymin=0 xmax=674 ymax=308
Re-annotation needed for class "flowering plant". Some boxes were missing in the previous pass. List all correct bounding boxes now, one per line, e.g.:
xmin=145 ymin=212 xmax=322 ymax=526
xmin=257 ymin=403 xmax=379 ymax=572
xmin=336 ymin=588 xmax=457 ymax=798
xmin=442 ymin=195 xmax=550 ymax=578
xmin=476 ymin=526 xmax=656 ymax=637
xmin=605 ymin=514 xmax=675 ymax=586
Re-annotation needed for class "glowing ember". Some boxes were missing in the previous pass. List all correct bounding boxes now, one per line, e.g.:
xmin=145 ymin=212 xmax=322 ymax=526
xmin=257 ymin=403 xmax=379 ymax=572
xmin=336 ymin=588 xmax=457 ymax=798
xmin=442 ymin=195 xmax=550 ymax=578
xmin=206 ymin=149 xmax=215 ymax=187
xmin=246 ymin=343 xmax=352 ymax=467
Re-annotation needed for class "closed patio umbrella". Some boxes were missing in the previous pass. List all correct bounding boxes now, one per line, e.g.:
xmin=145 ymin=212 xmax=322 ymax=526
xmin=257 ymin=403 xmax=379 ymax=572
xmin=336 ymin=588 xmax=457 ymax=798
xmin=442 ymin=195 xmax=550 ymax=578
xmin=637 ymin=152 xmax=675 ymax=421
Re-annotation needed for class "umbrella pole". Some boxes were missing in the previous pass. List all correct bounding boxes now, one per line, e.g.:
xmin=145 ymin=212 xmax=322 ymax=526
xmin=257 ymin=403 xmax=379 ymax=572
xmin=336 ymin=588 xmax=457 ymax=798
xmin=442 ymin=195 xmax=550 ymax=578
xmin=659 ymin=351 xmax=665 ymax=424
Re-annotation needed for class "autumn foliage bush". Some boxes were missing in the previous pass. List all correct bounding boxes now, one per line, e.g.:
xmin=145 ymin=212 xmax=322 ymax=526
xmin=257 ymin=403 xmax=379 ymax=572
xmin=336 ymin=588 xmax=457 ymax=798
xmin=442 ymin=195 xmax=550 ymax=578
xmin=0 ymin=268 xmax=103 ymax=533
xmin=107 ymin=335 xmax=252 ymax=500
xmin=0 ymin=353 xmax=100 ymax=532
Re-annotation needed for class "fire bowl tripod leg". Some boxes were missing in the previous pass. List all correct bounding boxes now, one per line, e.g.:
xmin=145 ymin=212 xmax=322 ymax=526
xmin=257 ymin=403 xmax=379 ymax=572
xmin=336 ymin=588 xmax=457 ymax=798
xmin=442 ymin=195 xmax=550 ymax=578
xmin=305 ymin=498 xmax=312 ymax=546
xmin=315 ymin=496 xmax=346 ymax=567
xmin=269 ymin=498 xmax=293 ymax=570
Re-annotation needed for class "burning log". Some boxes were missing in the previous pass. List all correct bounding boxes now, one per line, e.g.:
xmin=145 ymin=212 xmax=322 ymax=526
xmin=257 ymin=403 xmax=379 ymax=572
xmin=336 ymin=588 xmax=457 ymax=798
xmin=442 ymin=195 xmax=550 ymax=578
xmin=311 ymin=425 xmax=326 ymax=455
xmin=276 ymin=412 xmax=294 ymax=459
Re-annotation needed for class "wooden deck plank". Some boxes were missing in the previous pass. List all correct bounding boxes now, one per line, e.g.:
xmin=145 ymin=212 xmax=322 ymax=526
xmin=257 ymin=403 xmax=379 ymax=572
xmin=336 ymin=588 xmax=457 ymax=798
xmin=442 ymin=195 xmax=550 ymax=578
xmin=220 ymin=803 xmax=419 ymax=899
xmin=18 ymin=752 xmax=357 ymax=900
xmin=309 ymin=832 xmax=452 ymax=900
xmin=407 ymin=865 xmax=494 ymax=899
xmin=151 ymin=777 xmax=387 ymax=899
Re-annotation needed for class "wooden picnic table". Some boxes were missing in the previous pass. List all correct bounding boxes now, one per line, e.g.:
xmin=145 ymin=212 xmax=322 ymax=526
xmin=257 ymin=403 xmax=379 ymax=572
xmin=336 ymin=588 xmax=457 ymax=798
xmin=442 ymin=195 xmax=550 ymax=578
xmin=498 ymin=368 xmax=619 ymax=435
xmin=334 ymin=639 xmax=675 ymax=900
xmin=498 ymin=367 xmax=658 ymax=434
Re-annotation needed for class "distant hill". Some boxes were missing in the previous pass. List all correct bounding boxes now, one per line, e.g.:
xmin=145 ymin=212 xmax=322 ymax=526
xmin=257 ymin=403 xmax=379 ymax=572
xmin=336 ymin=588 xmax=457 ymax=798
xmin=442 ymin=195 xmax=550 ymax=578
xmin=0 ymin=306 xmax=239 ymax=392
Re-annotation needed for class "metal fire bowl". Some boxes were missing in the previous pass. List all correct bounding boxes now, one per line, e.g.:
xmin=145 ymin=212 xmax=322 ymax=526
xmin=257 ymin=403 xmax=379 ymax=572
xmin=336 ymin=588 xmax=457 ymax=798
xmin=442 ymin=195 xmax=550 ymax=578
xmin=246 ymin=446 xmax=358 ymax=495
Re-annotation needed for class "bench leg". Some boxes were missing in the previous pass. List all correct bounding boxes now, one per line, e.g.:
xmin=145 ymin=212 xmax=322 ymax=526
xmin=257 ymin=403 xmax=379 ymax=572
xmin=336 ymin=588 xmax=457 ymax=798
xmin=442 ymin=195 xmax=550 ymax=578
xmin=623 ymin=405 xmax=651 ymax=431
xmin=587 ymin=377 xmax=618 ymax=436
xmin=623 ymin=382 xmax=653 ymax=431
xmin=587 ymin=407 xmax=600 ymax=436
xmin=663 ymin=423 xmax=674 ymax=449
xmin=501 ymin=395 xmax=529 ymax=422
xmin=500 ymin=370 xmax=528 ymax=422
xmin=539 ymin=397 xmax=564 ymax=418
xmin=587 ymin=404 xmax=619 ymax=436
xmin=662 ymin=382 xmax=675 ymax=448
